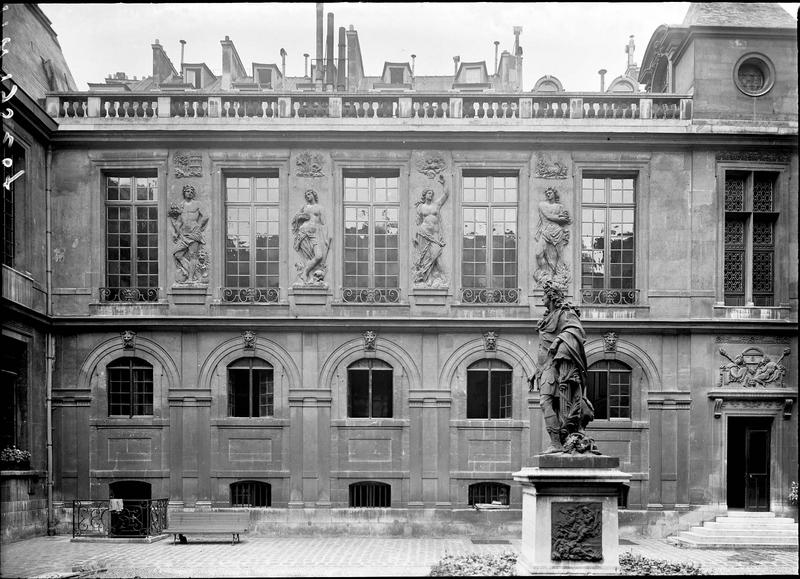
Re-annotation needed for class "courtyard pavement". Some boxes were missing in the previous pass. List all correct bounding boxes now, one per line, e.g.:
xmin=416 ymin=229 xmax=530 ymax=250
xmin=0 ymin=534 xmax=797 ymax=577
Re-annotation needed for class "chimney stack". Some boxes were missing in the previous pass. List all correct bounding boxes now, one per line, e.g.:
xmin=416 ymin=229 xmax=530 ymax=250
xmin=325 ymin=12 xmax=335 ymax=87
xmin=453 ymin=55 xmax=460 ymax=76
xmin=493 ymin=41 xmax=500 ymax=74
xmin=337 ymin=26 xmax=346 ymax=90
xmin=411 ymin=54 xmax=416 ymax=77
xmin=179 ymin=39 xmax=186 ymax=71
xmin=316 ymin=3 xmax=324 ymax=83
xmin=280 ymin=48 xmax=287 ymax=79
xmin=598 ymin=68 xmax=607 ymax=92
xmin=304 ymin=53 xmax=310 ymax=78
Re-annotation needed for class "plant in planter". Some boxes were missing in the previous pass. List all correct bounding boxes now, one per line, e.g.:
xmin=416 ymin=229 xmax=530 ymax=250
xmin=0 ymin=445 xmax=32 ymax=470
xmin=789 ymin=481 xmax=798 ymax=506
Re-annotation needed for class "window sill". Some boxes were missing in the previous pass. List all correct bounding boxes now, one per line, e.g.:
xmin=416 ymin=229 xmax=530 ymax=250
xmin=91 ymin=418 xmax=168 ymax=428
xmin=712 ymin=304 xmax=791 ymax=320
xmin=451 ymin=419 xmax=527 ymax=428
xmin=331 ymin=418 xmax=409 ymax=428
xmin=211 ymin=417 xmax=290 ymax=427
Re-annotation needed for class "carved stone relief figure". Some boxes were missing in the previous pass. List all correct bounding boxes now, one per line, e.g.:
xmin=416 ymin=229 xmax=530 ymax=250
xmin=169 ymin=184 xmax=209 ymax=284
xmin=242 ymin=331 xmax=256 ymax=350
xmin=292 ymin=189 xmax=332 ymax=285
xmin=483 ymin=331 xmax=498 ymax=352
xmin=533 ymin=187 xmax=572 ymax=288
xmin=719 ymin=347 xmax=790 ymax=388
xmin=412 ymin=172 xmax=450 ymax=288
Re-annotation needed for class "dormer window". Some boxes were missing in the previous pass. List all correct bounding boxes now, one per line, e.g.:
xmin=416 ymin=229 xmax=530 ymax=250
xmin=185 ymin=68 xmax=201 ymax=89
xmin=464 ymin=66 xmax=482 ymax=84
xmin=389 ymin=67 xmax=404 ymax=85
xmin=257 ymin=68 xmax=272 ymax=88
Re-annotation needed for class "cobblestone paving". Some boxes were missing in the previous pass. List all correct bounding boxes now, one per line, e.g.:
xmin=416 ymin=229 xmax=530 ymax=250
xmin=1 ymin=535 xmax=797 ymax=577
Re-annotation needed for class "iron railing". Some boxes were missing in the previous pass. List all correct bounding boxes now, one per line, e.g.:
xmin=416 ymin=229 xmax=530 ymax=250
xmin=581 ymin=288 xmax=640 ymax=305
xmin=459 ymin=287 xmax=521 ymax=304
xmin=341 ymin=287 xmax=401 ymax=304
xmin=99 ymin=287 xmax=160 ymax=303
xmin=72 ymin=498 xmax=168 ymax=538
xmin=221 ymin=287 xmax=280 ymax=303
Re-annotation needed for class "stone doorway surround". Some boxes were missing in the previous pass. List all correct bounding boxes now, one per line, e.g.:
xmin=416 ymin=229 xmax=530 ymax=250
xmin=707 ymin=388 xmax=796 ymax=513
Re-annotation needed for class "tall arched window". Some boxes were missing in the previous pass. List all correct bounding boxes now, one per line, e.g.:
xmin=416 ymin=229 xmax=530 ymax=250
xmin=228 ymin=358 xmax=274 ymax=417
xmin=347 ymin=359 xmax=393 ymax=418
xmin=587 ymin=360 xmax=632 ymax=419
xmin=107 ymin=357 xmax=153 ymax=417
xmin=467 ymin=359 xmax=512 ymax=419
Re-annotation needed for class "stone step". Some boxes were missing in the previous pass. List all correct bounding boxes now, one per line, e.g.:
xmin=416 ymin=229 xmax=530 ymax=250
xmin=673 ymin=531 xmax=798 ymax=545
xmin=707 ymin=519 xmax=798 ymax=529
xmin=669 ymin=536 xmax=798 ymax=549
xmin=689 ymin=525 xmax=798 ymax=537
xmin=717 ymin=511 xmax=782 ymax=520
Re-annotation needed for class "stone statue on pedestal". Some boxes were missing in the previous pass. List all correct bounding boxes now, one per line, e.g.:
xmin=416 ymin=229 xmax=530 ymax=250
xmin=531 ymin=281 xmax=598 ymax=454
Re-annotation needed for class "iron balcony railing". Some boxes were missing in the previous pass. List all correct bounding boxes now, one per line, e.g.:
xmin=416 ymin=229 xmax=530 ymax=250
xmin=99 ymin=287 xmax=160 ymax=303
xmin=581 ymin=288 xmax=640 ymax=306
xmin=46 ymin=92 xmax=692 ymax=122
xmin=72 ymin=498 xmax=168 ymax=538
xmin=459 ymin=287 xmax=521 ymax=304
xmin=221 ymin=287 xmax=280 ymax=303
xmin=341 ymin=287 xmax=401 ymax=304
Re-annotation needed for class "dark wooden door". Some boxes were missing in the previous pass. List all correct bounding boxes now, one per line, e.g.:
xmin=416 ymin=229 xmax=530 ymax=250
xmin=744 ymin=424 xmax=770 ymax=511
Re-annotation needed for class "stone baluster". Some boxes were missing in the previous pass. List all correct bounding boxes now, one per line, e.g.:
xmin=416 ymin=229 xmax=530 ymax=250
xmin=292 ymin=101 xmax=300 ymax=118
xmin=192 ymin=101 xmax=200 ymax=117
xmin=441 ymin=102 xmax=449 ymax=118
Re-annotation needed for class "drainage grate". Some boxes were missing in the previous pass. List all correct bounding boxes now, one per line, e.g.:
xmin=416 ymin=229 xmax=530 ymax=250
xmin=619 ymin=538 xmax=637 ymax=545
xmin=471 ymin=538 xmax=511 ymax=544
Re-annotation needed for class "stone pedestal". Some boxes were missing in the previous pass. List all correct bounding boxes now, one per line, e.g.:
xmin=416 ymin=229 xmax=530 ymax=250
xmin=513 ymin=454 xmax=630 ymax=575
xmin=410 ymin=287 xmax=449 ymax=309
xmin=169 ymin=284 xmax=208 ymax=305
xmin=289 ymin=285 xmax=331 ymax=306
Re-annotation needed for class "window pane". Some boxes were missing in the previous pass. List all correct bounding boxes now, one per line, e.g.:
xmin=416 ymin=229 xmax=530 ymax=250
xmin=229 ymin=369 xmax=251 ymax=417
xmin=467 ymin=370 xmax=489 ymax=418
xmin=490 ymin=370 xmax=513 ymax=418
xmin=348 ymin=369 xmax=370 ymax=418
xmin=371 ymin=369 xmax=393 ymax=418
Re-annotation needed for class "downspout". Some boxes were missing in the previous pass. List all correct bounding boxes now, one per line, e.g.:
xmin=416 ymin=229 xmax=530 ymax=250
xmin=45 ymin=145 xmax=55 ymax=535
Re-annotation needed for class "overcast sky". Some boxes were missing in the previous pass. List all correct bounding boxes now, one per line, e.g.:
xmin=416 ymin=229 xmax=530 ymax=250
xmin=41 ymin=2 xmax=799 ymax=91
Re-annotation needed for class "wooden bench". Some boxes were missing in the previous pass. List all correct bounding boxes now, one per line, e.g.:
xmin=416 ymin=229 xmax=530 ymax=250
xmin=164 ymin=511 xmax=250 ymax=545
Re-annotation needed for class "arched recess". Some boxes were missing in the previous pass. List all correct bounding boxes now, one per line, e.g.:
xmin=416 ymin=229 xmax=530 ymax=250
xmin=78 ymin=335 xmax=180 ymax=418
xmin=439 ymin=338 xmax=537 ymax=421
xmin=320 ymin=337 xmax=420 ymax=419
xmin=585 ymin=338 xmax=662 ymax=421
xmin=198 ymin=336 xmax=301 ymax=419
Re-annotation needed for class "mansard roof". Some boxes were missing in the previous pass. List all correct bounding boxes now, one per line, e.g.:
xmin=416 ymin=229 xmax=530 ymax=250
xmin=682 ymin=2 xmax=796 ymax=29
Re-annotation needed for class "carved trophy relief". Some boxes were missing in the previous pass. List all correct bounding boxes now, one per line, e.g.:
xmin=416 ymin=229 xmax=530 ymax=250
xmin=169 ymin=184 xmax=210 ymax=285
xmin=719 ymin=347 xmax=790 ymax=388
xmin=533 ymin=187 xmax=572 ymax=289
xmin=173 ymin=151 xmax=202 ymax=178
xmin=295 ymin=151 xmax=325 ymax=177
xmin=535 ymin=154 xmax=569 ymax=179
xmin=291 ymin=189 xmax=331 ymax=286
xmin=412 ymin=156 xmax=449 ymax=288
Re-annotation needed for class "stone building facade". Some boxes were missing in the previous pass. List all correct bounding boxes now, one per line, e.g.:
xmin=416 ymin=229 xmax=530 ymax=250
xmin=2 ymin=2 xmax=797 ymax=541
